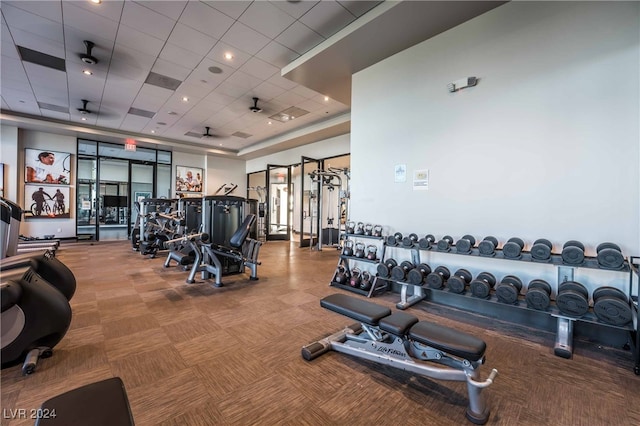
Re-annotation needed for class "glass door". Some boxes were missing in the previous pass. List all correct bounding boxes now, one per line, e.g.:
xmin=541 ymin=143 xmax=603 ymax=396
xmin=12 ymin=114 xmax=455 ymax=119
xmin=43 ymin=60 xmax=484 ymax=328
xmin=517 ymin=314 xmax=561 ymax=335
xmin=247 ymin=171 xmax=267 ymax=241
xmin=98 ymin=158 xmax=129 ymax=241
xmin=266 ymin=164 xmax=291 ymax=241
xmin=300 ymin=156 xmax=320 ymax=248
xmin=76 ymin=157 xmax=97 ymax=239
xmin=130 ymin=162 xmax=155 ymax=232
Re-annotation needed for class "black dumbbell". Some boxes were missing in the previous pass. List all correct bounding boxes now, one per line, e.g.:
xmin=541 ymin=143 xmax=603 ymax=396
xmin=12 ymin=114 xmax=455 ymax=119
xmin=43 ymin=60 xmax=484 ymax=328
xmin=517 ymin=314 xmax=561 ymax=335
xmin=556 ymin=281 xmax=589 ymax=317
xmin=349 ymin=268 xmax=362 ymax=288
xmin=402 ymin=233 xmax=419 ymax=247
xmin=436 ymin=235 xmax=454 ymax=252
xmin=446 ymin=268 xmax=472 ymax=294
xmin=531 ymin=238 xmax=553 ymax=262
xmin=376 ymin=259 xmax=397 ymax=278
xmin=407 ymin=263 xmax=432 ymax=285
xmin=503 ymin=237 xmax=525 ymax=259
xmin=418 ymin=234 xmax=435 ymax=250
xmin=425 ymin=266 xmax=450 ymax=289
xmin=525 ymin=279 xmax=552 ymax=311
xmin=478 ymin=236 xmax=499 ymax=257
xmin=470 ymin=272 xmax=497 ymax=299
xmin=496 ymin=275 xmax=523 ymax=304
xmin=372 ymin=225 xmax=383 ymax=237
xmin=346 ymin=221 xmax=355 ymax=234
xmin=366 ymin=245 xmax=378 ymax=261
xmin=364 ymin=223 xmax=374 ymax=236
xmin=455 ymin=235 xmax=476 ymax=254
xmin=354 ymin=242 xmax=366 ymax=258
xmin=354 ymin=222 xmax=365 ymax=235
xmin=334 ymin=266 xmax=350 ymax=284
xmin=391 ymin=261 xmax=415 ymax=281
xmin=596 ymin=242 xmax=624 ymax=270
xmin=342 ymin=240 xmax=354 ymax=256
xmin=561 ymin=240 xmax=585 ymax=265
xmin=592 ymin=286 xmax=632 ymax=326
xmin=359 ymin=271 xmax=374 ymax=291
xmin=386 ymin=232 xmax=403 ymax=246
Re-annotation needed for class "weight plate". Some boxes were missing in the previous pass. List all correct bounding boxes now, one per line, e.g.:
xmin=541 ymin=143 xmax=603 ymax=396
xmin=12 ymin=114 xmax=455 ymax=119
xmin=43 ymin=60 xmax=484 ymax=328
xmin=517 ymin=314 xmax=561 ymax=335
xmin=386 ymin=235 xmax=398 ymax=246
xmin=434 ymin=266 xmax=451 ymax=279
xmin=478 ymin=240 xmax=496 ymax=256
xmin=563 ymin=240 xmax=585 ymax=251
xmin=558 ymin=281 xmax=589 ymax=299
xmin=426 ymin=272 xmax=445 ymax=289
xmin=447 ymin=276 xmax=466 ymax=294
xmin=443 ymin=235 xmax=453 ymax=243
xmin=456 ymin=238 xmax=471 ymax=254
xmin=528 ymin=279 xmax=552 ymax=295
xmin=454 ymin=268 xmax=472 ymax=283
xmin=562 ymin=246 xmax=584 ymax=265
xmin=533 ymin=238 xmax=553 ymax=250
xmin=407 ymin=269 xmax=424 ymax=285
xmin=470 ymin=279 xmax=491 ymax=299
xmin=593 ymin=296 xmax=632 ymax=326
xmin=507 ymin=237 xmax=525 ymax=249
xmin=385 ymin=259 xmax=398 ymax=269
xmin=502 ymin=241 xmax=522 ymax=259
xmin=496 ymin=283 xmax=519 ymax=304
xmin=592 ymin=286 xmax=628 ymax=303
xmin=418 ymin=238 xmax=431 ymax=250
xmin=597 ymin=248 xmax=624 ymax=270
xmin=485 ymin=236 xmax=499 ymax=247
xmin=402 ymin=236 xmax=414 ymax=247
xmin=417 ymin=263 xmax=432 ymax=275
xmin=526 ymin=288 xmax=551 ymax=310
xmin=391 ymin=266 xmax=406 ymax=281
xmin=401 ymin=261 xmax=415 ymax=270
xmin=501 ymin=275 xmax=523 ymax=292
xmin=596 ymin=242 xmax=621 ymax=254
xmin=531 ymin=243 xmax=551 ymax=261
xmin=376 ymin=263 xmax=390 ymax=278
xmin=425 ymin=234 xmax=436 ymax=243
xmin=409 ymin=233 xmax=419 ymax=242
xmin=476 ymin=272 xmax=497 ymax=287
xmin=462 ymin=234 xmax=476 ymax=246
xmin=556 ymin=290 xmax=589 ymax=317
xmin=437 ymin=239 xmax=451 ymax=252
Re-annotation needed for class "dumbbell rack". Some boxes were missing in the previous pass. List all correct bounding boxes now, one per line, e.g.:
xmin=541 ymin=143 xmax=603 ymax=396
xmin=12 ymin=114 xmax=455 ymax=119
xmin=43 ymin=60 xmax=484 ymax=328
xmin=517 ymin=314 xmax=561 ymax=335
xmin=379 ymin=238 xmax=638 ymax=367
xmin=330 ymin=232 xmax=388 ymax=297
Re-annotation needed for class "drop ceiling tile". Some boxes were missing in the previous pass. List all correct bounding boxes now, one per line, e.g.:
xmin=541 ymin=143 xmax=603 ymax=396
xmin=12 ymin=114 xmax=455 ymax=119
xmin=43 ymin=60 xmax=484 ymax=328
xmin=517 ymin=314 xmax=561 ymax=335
xmin=1 ymin=55 xmax=29 ymax=82
xmin=3 ymin=1 xmax=63 ymax=23
xmin=251 ymin=81 xmax=287 ymax=102
xmin=1 ymin=20 xmax=20 ymax=59
xmin=238 ymin=2 xmax=295 ymax=39
xmin=160 ymin=43 xmax=205 ymax=71
xmin=1 ymin=98 xmax=10 ymax=109
xmin=269 ymin=0 xmax=319 ymax=19
xmin=109 ymin=47 xmax=156 ymax=81
xmin=203 ymin=90 xmax=236 ymax=107
xmin=63 ymin=0 xmax=125 ymax=23
xmin=177 ymin=81 xmax=214 ymax=101
xmin=255 ymin=41 xmax=300 ymax=69
xmin=215 ymin=80 xmax=251 ymax=99
xmin=291 ymin=84 xmax=321 ymax=99
xmin=62 ymin=2 xmax=119 ymax=42
xmin=68 ymin=77 xmax=106 ymax=104
xmin=23 ymin=62 xmax=67 ymax=90
xmin=101 ymin=76 xmax=142 ymax=105
xmin=167 ymin=23 xmax=218 ymax=57
xmin=1 ymin=87 xmax=37 ymax=104
xmin=297 ymin=98 xmax=326 ymax=113
xmin=221 ymin=21 xmax=271 ymax=56
xmin=121 ymin=1 xmax=176 ymax=41
xmin=180 ymin=1 xmax=235 ymax=40
xmin=182 ymin=71 xmax=226 ymax=94
xmin=224 ymin=70 xmax=263 ymax=93
xmin=206 ymin=42 xmax=251 ymax=70
xmin=204 ymin=1 xmax=252 ymax=19
xmin=32 ymin=93 xmax=68 ymax=109
xmin=2 ymin=4 xmax=64 ymax=43
xmin=239 ymin=57 xmax=279 ymax=81
xmin=134 ymin=83 xmax=173 ymax=110
xmin=120 ymin=114 xmax=151 ymax=132
xmin=337 ymin=1 xmax=382 ymax=17
xmin=300 ymin=1 xmax=356 ymax=39
xmin=40 ymin=110 xmax=70 ymax=121
xmin=274 ymin=21 xmax=324 ymax=55
xmin=136 ymin=0 xmax=188 ymax=21
xmin=210 ymin=107 xmax=240 ymax=127
xmin=115 ymin=24 xmax=165 ymax=58
xmin=151 ymin=57 xmax=192 ymax=81
xmin=1 ymin=76 xmax=31 ymax=94
xmin=267 ymin=74 xmax=298 ymax=91
xmin=274 ymin=91 xmax=307 ymax=106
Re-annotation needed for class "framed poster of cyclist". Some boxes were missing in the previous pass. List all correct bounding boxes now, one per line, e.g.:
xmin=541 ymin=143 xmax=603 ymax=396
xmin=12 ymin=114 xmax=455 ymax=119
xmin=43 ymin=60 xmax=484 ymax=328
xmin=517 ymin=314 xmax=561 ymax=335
xmin=24 ymin=149 xmax=71 ymax=185
xmin=24 ymin=184 xmax=70 ymax=219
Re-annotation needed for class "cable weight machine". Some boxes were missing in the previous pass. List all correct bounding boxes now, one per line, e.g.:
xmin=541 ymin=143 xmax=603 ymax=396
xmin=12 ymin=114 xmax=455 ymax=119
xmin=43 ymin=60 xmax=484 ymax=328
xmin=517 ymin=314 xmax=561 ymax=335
xmin=308 ymin=167 xmax=350 ymax=251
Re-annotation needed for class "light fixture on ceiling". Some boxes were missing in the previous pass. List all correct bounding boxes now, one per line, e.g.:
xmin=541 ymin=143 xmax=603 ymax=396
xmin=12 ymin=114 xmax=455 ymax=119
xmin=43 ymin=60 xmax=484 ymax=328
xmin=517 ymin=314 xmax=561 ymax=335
xmin=182 ymin=96 xmax=189 ymax=102
xmin=268 ymin=121 xmax=272 ymax=125
xmin=447 ymin=76 xmax=478 ymax=93
xmin=208 ymin=66 xmax=223 ymax=74
xmin=81 ymin=117 xmax=87 ymax=121
xmin=151 ymin=130 xmax=155 ymax=133
xmin=224 ymin=52 xmax=234 ymax=60
xmin=90 ymin=0 xmax=102 ymax=4
xmin=83 ymin=69 xmax=92 ymax=75
xmin=324 ymin=96 xmax=329 ymax=101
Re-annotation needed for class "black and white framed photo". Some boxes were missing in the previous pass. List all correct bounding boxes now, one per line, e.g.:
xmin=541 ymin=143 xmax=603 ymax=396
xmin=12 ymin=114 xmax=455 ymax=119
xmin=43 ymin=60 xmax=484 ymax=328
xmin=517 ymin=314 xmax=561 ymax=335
xmin=23 ymin=184 xmax=70 ymax=219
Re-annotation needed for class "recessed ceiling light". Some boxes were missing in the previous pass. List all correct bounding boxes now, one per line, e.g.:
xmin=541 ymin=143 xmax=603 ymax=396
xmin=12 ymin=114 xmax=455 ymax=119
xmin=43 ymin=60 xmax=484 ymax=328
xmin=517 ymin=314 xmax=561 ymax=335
xmin=224 ymin=52 xmax=233 ymax=60
xmin=151 ymin=130 xmax=155 ymax=133
xmin=208 ymin=66 xmax=223 ymax=74
xmin=268 ymin=121 xmax=272 ymax=125
xmin=81 ymin=117 xmax=87 ymax=121
xmin=182 ymin=96 xmax=188 ymax=102
xmin=219 ymin=143 xmax=223 ymax=146
xmin=324 ymin=96 xmax=329 ymax=101
xmin=83 ymin=69 xmax=93 ymax=75
xmin=90 ymin=0 xmax=102 ymax=4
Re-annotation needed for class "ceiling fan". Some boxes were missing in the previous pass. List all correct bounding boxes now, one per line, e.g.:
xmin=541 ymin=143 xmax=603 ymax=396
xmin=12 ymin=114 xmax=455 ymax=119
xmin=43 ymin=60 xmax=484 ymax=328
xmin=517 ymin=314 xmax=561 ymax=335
xmin=249 ymin=97 xmax=263 ymax=113
xmin=77 ymin=99 xmax=92 ymax=114
xmin=79 ymin=40 xmax=98 ymax=65
xmin=202 ymin=126 xmax=220 ymax=139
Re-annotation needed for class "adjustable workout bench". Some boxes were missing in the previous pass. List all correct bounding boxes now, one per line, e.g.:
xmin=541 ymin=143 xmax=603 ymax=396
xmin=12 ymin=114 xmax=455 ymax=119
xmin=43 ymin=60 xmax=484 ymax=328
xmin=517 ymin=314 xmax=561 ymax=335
xmin=302 ymin=294 xmax=498 ymax=425
xmin=185 ymin=214 xmax=262 ymax=286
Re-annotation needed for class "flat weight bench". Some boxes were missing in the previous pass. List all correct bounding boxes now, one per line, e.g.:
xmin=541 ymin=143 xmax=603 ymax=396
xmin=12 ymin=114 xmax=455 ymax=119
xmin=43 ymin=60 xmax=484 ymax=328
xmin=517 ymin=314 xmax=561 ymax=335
xmin=302 ymin=293 xmax=498 ymax=425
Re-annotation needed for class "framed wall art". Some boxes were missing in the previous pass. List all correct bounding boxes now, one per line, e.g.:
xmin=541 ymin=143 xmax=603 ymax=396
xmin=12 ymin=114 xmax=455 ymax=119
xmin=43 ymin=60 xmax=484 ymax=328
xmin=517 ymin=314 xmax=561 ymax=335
xmin=24 ymin=149 xmax=71 ymax=185
xmin=23 ymin=184 xmax=70 ymax=219
xmin=175 ymin=166 xmax=203 ymax=194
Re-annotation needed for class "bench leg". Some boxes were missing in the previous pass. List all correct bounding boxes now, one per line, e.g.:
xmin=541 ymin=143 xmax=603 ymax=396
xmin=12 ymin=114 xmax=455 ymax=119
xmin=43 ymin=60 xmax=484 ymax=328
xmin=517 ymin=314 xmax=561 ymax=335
xmin=396 ymin=283 xmax=426 ymax=310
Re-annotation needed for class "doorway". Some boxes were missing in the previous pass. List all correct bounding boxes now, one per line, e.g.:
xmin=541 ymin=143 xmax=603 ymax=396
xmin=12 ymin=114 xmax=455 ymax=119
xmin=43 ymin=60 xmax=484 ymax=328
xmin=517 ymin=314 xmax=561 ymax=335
xmin=266 ymin=164 xmax=291 ymax=241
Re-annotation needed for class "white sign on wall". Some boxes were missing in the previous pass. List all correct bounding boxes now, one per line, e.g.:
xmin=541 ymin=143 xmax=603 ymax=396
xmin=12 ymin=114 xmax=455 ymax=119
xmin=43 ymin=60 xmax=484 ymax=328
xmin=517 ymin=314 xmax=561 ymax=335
xmin=394 ymin=164 xmax=407 ymax=183
xmin=413 ymin=169 xmax=429 ymax=191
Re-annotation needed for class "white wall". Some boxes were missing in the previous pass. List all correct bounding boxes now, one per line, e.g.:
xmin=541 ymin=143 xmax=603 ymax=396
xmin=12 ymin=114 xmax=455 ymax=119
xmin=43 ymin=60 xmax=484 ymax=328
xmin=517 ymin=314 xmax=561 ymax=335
xmin=0 ymin=125 xmax=19 ymax=201
xmin=245 ymin=133 xmax=350 ymax=173
xmin=206 ymin=155 xmax=247 ymax=197
xmin=351 ymin=1 xmax=640 ymax=256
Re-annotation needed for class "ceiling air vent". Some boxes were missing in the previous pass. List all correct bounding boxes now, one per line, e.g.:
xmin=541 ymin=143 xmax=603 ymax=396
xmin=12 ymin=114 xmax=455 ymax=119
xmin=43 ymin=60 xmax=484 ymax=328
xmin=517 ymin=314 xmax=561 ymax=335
xmin=37 ymin=102 xmax=69 ymax=113
xmin=184 ymin=131 xmax=202 ymax=138
xmin=127 ymin=107 xmax=156 ymax=118
xmin=145 ymin=72 xmax=182 ymax=91
xmin=17 ymin=46 xmax=65 ymax=72
xmin=232 ymin=131 xmax=252 ymax=139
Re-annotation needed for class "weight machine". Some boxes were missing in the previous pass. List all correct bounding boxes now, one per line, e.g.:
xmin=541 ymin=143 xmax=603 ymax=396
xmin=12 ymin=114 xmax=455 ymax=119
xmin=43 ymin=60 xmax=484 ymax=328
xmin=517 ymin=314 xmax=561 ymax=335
xmin=247 ymin=186 xmax=267 ymax=242
xmin=308 ymin=167 xmax=350 ymax=251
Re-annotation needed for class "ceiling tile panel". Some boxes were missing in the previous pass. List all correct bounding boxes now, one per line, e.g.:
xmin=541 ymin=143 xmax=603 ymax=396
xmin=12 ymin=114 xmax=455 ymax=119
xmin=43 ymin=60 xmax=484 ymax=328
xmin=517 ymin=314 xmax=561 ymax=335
xmin=1 ymin=55 xmax=29 ymax=83
xmin=274 ymin=91 xmax=307 ymax=107
xmin=61 ymin=2 xmax=119 ymax=42
xmin=65 ymin=0 xmax=125 ymax=23
xmin=255 ymin=41 xmax=300 ymax=68
xmin=160 ymin=43 xmax=205 ymax=71
xmin=210 ymin=107 xmax=240 ymax=127
xmin=268 ymin=74 xmax=298 ymax=90
xmin=108 ymin=47 xmax=156 ymax=82
xmin=2 ymin=4 xmax=64 ymax=44
xmin=101 ymin=76 xmax=142 ymax=106
xmin=215 ymin=80 xmax=251 ymax=99
xmin=180 ymin=1 xmax=235 ymax=40
xmin=269 ymin=0 xmax=319 ymax=19
xmin=300 ymin=1 xmax=356 ymax=38
xmin=119 ymin=114 xmax=151 ymax=132
xmin=203 ymin=90 xmax=237 ymax=107
xmin=176 ymin=81 xmax=214 ymax=101
xmin=167 ymin=23 xmax=218 ymax=57
xmin=133 ymin=83 xmax=173 ymax=111
xmin=297 ymin=98 xmax=326 ymax=113
xmin=40 ymin=110 xmax=70 ymax=121
xmin=31 ymin=92 xmax=68 ymax=109
xmin=224 ymin=70 xmax=263 ymax=93
xmin=1 ymin=97 xmax=10 ymax=109
xmin=23 ymin=62 xmax=67 ymax=91
xmin=135 ymin=0 xmax=188 ymax=21
xmin=238 ymin=2 xmax=295 ymax=39
xmin=1 ymin=18 xmax=20 ymax=59
xmin=239 ymin=57 xmax=279 ymax=81
xmin=274 ymin=21 xmax=324 ymax=55
xmin=221 ymin=22 xmax=271 ymax=56
xmin=1 ymin=87 xmax=38 ymax=105
xmin=121 ymin=1 xmax=176 ymax=41
xmin=1 ymin=76 xmax=31 ymax=94
xmin=251 ymin=81 xmax=287 ymax=102
xmin=337 ymin=1 xmax=382 ymax=17
xmin=206 ymin=42 xmax=251 ymax=70
xmin=204 ymin=1 xmax=252 ymax=20
xmin=291 ymin=84 xmax=322 ymax=99
xmin=151 ymin=57 xmax=192 ymax=81
xmin=3 ymin=1 xmax=63 ymax=23
xmin=115 ymin=24 xmax=165 ymax=58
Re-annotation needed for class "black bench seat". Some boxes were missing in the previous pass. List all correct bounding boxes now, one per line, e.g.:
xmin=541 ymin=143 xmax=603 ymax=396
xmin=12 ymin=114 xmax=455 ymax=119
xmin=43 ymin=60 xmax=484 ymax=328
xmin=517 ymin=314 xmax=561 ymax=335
xmin=321 ymin=293 xmax=391 ymax=325
xmin=409 ymin=322 xmax=486 ymax=362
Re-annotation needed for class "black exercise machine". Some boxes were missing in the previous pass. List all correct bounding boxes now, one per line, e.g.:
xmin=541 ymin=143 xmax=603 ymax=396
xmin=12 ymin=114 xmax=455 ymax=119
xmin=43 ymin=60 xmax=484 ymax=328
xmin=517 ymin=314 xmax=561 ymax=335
xmin=302 ymin=293 xmax=498 ymax=424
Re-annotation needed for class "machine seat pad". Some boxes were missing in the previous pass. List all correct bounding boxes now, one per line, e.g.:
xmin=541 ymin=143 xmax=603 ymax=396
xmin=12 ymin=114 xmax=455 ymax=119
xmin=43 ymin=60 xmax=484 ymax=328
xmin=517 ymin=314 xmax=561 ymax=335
xmin=408 ymin=321 xmax=486 ymax=362
xmin=379 ymin=312 xmax=419 ymax=336
xmin=168 ymin=251 xmax=193 ymax=265
xmin=321 ymin=293 xmax=391 ymax=326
